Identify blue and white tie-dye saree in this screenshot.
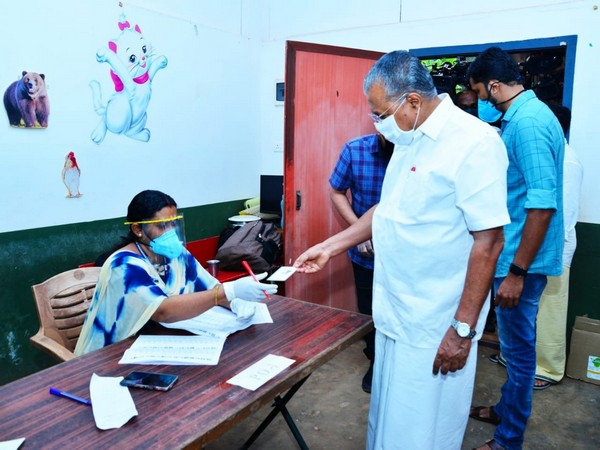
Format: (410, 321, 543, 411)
(74, 248, 217, 355)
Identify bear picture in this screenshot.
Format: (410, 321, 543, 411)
(3, 70, 50, 128)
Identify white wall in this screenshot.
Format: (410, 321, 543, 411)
(254, 0, 600, 224)
(0, 0, 261, 233)
(1, 0, 599, 234)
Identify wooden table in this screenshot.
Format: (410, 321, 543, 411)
(0, 295, 372, 449)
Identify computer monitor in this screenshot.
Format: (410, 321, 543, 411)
(260, 175, 283, 216)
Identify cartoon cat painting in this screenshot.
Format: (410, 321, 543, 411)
(90, 14, 167, 144)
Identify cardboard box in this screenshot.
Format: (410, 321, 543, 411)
(566, 316, 600, 386)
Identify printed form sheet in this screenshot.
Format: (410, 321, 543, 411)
(119, 304, 272, 365)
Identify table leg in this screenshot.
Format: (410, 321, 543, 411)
(240, 375, 310, 449)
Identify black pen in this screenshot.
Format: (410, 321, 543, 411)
(49, 387, 92, 406)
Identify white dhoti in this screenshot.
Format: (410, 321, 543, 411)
(367, 330, 478, 450)
(535, 266, 570, 382)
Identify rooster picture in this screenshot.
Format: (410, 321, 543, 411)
(62, 151, 81, 198)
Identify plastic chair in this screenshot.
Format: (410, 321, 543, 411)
(30, 267, 101, 361)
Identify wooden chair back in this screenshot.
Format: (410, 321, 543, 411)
(30, 267, 101, 361)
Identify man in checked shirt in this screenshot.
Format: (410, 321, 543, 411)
(329, 132, 394, 394)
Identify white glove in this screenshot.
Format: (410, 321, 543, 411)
(229, 298, 257, 321)
(222, 273, 278, 302)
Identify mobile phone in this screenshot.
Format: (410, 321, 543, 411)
(120, 371, 179, 391)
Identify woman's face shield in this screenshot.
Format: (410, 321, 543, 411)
(139, 215, 186, 248)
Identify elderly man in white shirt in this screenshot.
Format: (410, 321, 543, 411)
(294, 50, 510, 450)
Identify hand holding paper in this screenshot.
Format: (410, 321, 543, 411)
(267, 266, 297, 282)
(230, 298, 258, 321)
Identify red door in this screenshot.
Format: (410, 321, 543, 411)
(283, 41, 383, 310)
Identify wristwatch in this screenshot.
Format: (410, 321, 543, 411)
(509, 263, 528, 277)
(451, 318, 476, 339)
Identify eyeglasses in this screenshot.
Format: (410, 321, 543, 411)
(368, 94, 406, 123)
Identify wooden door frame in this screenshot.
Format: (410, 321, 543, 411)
(282, 41, 383, 307)
(283, 40, 384, 237)
(284, 41, 384, 195)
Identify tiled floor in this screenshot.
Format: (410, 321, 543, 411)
(207, 340, 599, 449)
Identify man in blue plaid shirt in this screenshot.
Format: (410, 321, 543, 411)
(329, 133, 393, 393)
(468, 47, 564, 450)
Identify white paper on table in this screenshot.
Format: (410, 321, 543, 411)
(247, 301, 273, 324)
(161, 303, 272, 338)
(0, 438, 25, 450)
(90, 373, 138, 430)
(226, 354, 295, 391)
(119, 335, 226, 365)
(267, 266, 297, 282)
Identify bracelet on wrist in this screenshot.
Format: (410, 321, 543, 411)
(214, 285, 220, 305)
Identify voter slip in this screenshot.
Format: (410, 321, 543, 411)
(267, 266, 297, 282)
(226, 354, 295, 391)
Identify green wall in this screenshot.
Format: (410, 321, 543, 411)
(567, 223, 600, 333)
(0, 200, 244, 385)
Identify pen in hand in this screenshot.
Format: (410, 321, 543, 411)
(49, 387, 92, 406)
(241, 260, 272, 300)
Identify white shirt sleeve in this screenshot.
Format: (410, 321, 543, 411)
(562, 142, 583, 267)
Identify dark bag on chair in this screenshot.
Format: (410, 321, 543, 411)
(215, 221, 282, 273)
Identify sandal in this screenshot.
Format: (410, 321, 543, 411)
(488, 353, 507, 368)
(533, 376, 555, 390)
(472, 438, 505, 450)
(469, 406, 501, 425)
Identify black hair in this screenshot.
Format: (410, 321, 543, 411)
(127, 190, 177, 223)
(95, 190, 177, 266)
(467, 47, 523, 86)
(547, 103, 571, 135)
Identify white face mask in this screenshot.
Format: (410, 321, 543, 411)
(374, 98, 421, 146)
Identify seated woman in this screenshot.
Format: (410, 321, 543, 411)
(75, 190, 277, 355)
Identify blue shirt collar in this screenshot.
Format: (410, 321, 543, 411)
(502, 89, 536, 123)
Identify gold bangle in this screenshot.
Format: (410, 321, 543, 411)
(214, 285, 220, 306)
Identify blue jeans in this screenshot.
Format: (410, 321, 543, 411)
(493, 274, 547, 450)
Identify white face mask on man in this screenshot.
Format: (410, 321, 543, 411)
(373, 96, 421, 146)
